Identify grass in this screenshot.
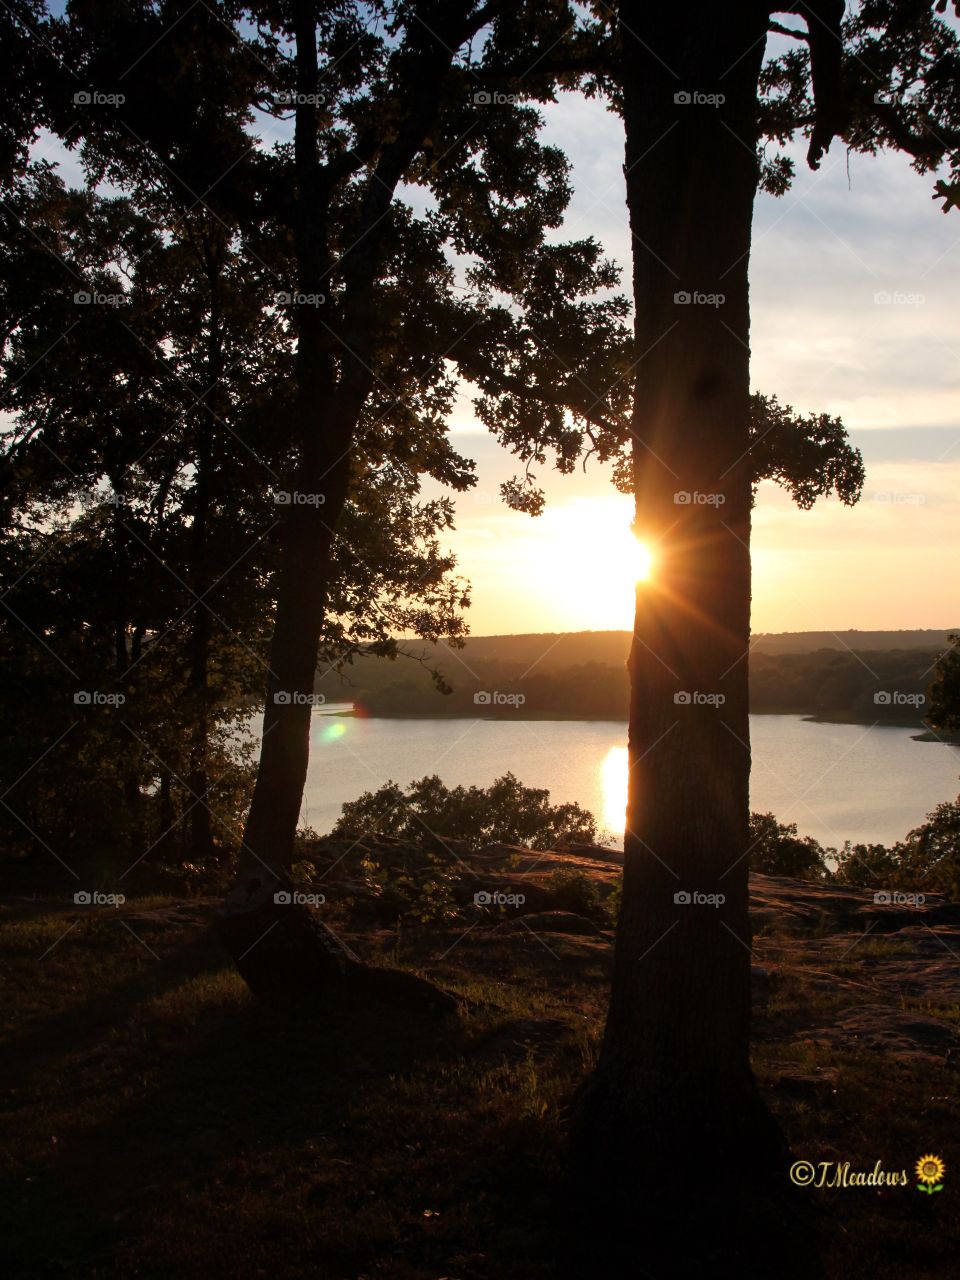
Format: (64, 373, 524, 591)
(842, 935, 917, 959)
(752, 964, 958, 1279)
(2, 893, 958, 1278)
(901, 998, 960, 1026)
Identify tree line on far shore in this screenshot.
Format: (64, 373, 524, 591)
(331, 641, 959, 727)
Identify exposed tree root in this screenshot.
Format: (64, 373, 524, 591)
(217, 864, 459, 1018)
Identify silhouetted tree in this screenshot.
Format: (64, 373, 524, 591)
(15, 2, 633, 1005)
(0, 163, 474, 879)
(0, 171, 277, 873)
(51, 1, 630, 867)
(562, 0, 960, 1271)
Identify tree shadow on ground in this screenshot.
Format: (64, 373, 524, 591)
(6, 918, 574, 1279)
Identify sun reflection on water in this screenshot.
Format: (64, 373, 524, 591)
(601, 745, 628, 836)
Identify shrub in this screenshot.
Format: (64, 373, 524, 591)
(749, 812, 829, 880)
(330, 772, 598, 851)
(547, 869, 604, 920)
(832, 797, 960, 898)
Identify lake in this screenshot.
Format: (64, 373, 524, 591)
(289, 712, 960, 848)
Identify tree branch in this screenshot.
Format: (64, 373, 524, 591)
(767, 20, 807, 41)
(781, 0, 847, 168)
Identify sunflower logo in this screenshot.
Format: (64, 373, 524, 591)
(915, 1154, 945, 1193)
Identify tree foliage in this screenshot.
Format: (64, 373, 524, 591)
(2, 1, 636, 875)
(749, 811, 829, 879)
(331, 771, 599, 851)
(927, 633, 960, 734)
(833, 796, 960, 898)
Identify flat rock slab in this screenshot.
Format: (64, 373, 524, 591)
(470, 1016, 572, 1064)
(750, 874, 960, 935)
(119, 903, 216, 930)
(804, 1004, 960, 1064)
(505, 852, 623, 884)
(767, 1063, 840, 1096)
(764, 924, 960, 1007)
(504, 911, 604, 936)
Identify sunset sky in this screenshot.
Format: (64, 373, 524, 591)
(438, 91, 960, 636)
(30, 76, 959, 639)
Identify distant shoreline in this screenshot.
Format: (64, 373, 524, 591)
(320, 706, 955, 737)
(309, 638, 951, 733)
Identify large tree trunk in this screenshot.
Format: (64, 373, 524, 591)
(567, 4, 796, 1273)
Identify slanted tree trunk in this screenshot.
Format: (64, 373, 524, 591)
(186, 403, 214, 864)
(567, 3, 793, 1269)
(186, 244, 225, 865)
(110, 476, 145, 854)
(223, 416, 457, 1017)
(220, 0, 458, 1017)
(224, 1, 367, 1000)
(239, 0, 454, 877)
(156, 770, 177, 862)
(237, 14, 359, 870)
(238, 399, 353, 873)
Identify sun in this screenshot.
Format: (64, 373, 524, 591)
(513, 496, 654, 628)
(631, 538, 654, 582)
(915, 1154, 945, 1185)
